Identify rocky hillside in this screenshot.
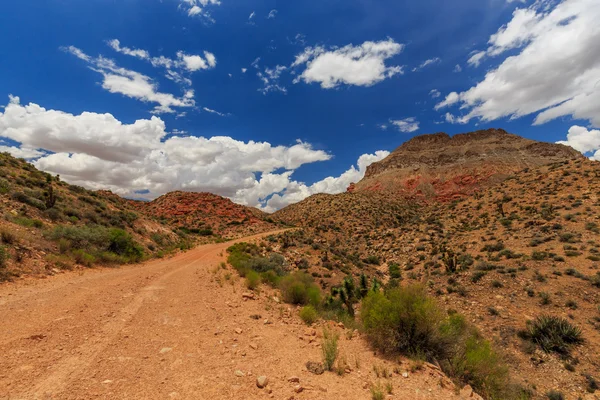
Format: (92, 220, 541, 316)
(352, 128, 583, 201)
(0, 154, 222, 281)
(134, 191, 280, 238)
(268, 156, 600, 399)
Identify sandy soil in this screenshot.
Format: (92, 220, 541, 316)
(0, 230, 465, 400)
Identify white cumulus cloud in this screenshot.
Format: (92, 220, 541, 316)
(390, 118, 419, 133)
(263, 150, 390, 212)
(437, 0, 600, 128)
(63, 46, 195, 114)
(179, 0, 221, 20)
(292, 39, 404, 89)
(557, 125, 600, 158)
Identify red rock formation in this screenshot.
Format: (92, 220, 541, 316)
(134, 191, 277, 237)
(354, 128, 582, 202)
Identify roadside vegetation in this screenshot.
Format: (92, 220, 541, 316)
(227, 241, 526, 399)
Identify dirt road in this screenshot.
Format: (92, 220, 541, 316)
(0, 231, 462, 400)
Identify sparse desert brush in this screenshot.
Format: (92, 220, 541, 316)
(361, 285, 511, 399)
(279, 272, 320, 306)
(299, 305, 318, 325)
(245, 270, 261, 290)
(0, 229, 16, 244)
(321, 327, 339, 371)
(519, 315, 583, 355)
(370, 383, 384, 400)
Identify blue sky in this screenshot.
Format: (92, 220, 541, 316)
(0, 0, 599, 210)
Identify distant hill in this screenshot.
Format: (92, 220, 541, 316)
(352, 128, 583, 201)
(133, 191, 280, 238)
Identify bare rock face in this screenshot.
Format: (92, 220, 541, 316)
(353, 128, 583, 201)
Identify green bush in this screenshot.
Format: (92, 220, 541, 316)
(546, 390, 564, 400)
(107, 228, 144, 260)
(48, 225, 143, 264)
(361, 285, 446, 359)
(299, 305, 318, 325)
(72, 249, 96, 267)
(245, 270, 261, 290)
(226, 242, 286, 276)
(388, 262, 401, 279)
(261, 270, 281, 287)
(520, 315, 583, 355)
(361, 285, 511, 399)
(0, 229, 16, 244)
(10, 191, 46, 210)
(0, 178, 10, 194)
(279, 272, 320, 305)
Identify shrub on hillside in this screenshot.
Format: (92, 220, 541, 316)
(361, 285, 511, 399)
(227, 242, 287, 279)
(11, 191, 46, 210)
(361, 285, 446, 358)
(245, 270, 261, 290)
(279, 272, 320, 306)
(519, 315, 583, 355)
(299, 305, 318, 325)
(47, 225, 144, 264)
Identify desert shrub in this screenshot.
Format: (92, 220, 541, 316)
(586, 375, 598, 393)
(107, 228, 143, 261)
(364, 255, 381, 265)
(0, 229, 16, 244)
(48, 225, 110, 248)
(226, 242, 286, 276)
(370, 384, 384, 400)
(261, 270, 281, 287)
(361, 285, 446, 358)
(10, 191, 46, 210)
(0, 245, 8, 268)
(361, 285, 511, 399)
(481, 242, 505, 252)
(546, 390, 564, 400)
(245, 270, 261, 290)
(71, 249, 96, 267)
(299, 305, 318, 325)
(43, 207, 62, 222)
(471, 271, 487, 283)
(279, 272, 320, 305)
(388, 262, 401, 279)
(591, 273, 600, 288)
(12, 216, 43, 228)
(0, 178, 10, 194)
(449, 334, 509, 398)
(48, 225, 143, 263)
(519, 315, 583, 355)
(559, 232, 577, 243)
(321, 328, 339, 371)
(539, 292, 551, 305)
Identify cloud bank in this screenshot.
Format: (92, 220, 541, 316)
(0, 96, 387, 211)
